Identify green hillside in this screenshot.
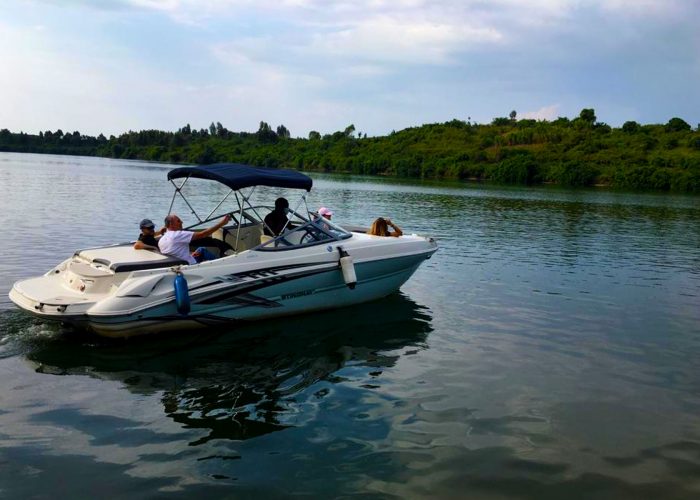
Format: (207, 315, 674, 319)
(2, 109, 699, 192)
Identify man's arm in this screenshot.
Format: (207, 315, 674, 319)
(192, 215, 231, 241)
(134, 240, 158, 250)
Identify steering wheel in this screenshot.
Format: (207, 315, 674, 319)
(275, 235, 292, 247)
(300, 230, 317, 245)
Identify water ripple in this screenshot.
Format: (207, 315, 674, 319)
(1, 154, 699, 497)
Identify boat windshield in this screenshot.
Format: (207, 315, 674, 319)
(164, 170, 351, 252)
(257, 216, 351, 251)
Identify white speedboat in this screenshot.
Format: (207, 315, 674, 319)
(9, 163, 437, 338)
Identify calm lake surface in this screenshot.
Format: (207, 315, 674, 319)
(1, 152, 699, 499)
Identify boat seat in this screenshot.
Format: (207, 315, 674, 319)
(109, 256, 189, 272)
(221, 223, 263, 252)
(76, 245, 189, 273)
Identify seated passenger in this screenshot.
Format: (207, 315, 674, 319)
(264, 197, 290, 236)
(159, 213, 231, 264)
(314, 206, 334, 231)
(367, 217, 403, 237)
(317, 206, 333, 221)
(133, 218, 165, 251)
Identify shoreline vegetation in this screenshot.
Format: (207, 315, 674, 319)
(2, 109, 699, 193)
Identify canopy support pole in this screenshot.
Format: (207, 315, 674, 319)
(280, 193, 307, 234)
(167, 176, 203, 226)
(205, 189, 235, 221)
(233, 187, 255, 252)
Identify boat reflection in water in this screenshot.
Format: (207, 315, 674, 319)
(24, 292, 433, 442)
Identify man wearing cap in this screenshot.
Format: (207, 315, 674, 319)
(133, 219, 165, 251)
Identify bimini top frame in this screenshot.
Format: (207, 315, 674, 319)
(168, 163, 313, 192)
(164, 163, 320, 248)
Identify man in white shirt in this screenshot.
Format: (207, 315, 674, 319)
(159, 213, 231, 265)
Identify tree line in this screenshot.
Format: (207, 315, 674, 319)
(1, 109, 699, 192)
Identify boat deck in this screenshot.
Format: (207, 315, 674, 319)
(76, 245, 188, 272)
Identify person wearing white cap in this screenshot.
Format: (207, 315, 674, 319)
(318, 207, 333, 220)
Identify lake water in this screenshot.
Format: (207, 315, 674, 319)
(1, 152, 699, 498)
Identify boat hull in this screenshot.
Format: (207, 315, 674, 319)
(10, 240, 436, 338)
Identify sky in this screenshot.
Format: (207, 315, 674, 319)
(0, 0, 698, 138)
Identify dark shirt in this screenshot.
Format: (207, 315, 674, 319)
(264, 210, 289, 236)
(138, 233, 159, 247)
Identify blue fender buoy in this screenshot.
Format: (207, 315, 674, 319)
(174, 271, 191, 315)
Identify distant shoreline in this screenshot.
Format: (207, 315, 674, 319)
(2, 110, 699, 193)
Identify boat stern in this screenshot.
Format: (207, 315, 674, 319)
(9, 274, 99, 323)
(8, 254, 118, 323)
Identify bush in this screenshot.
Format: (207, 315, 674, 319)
(197, 146, 217, 165)
(688, 135, 700, 150)
(641, 136, 658, 151)
(490, 155, 538, 184)
(664, 137, 679, 149)
(552, 161, 599, 186)
(649, 169, 671, 190)
(670, 170, 700, 192)
(479, 135, 495, 148)
(516, 119, 538, 128)
(500, 148, 532, 159)
(666, 117, 691, 132)
(491, 117, 512, 126)
(622, 121, 640, 133)
(611, 165, 681, 190)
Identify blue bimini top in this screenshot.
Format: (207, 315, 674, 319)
(167, 163, 313, 191)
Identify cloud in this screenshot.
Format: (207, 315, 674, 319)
(32, 0, 135, 11)
(4, 0, 699, 136)
(307, 16, 502, 66)
(520, 105, 560, 121)
(118, 0, 506, 62)
(127, 0, 181, 11)
(601, 0, 685, 16)
(0, 19, 191, 135)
